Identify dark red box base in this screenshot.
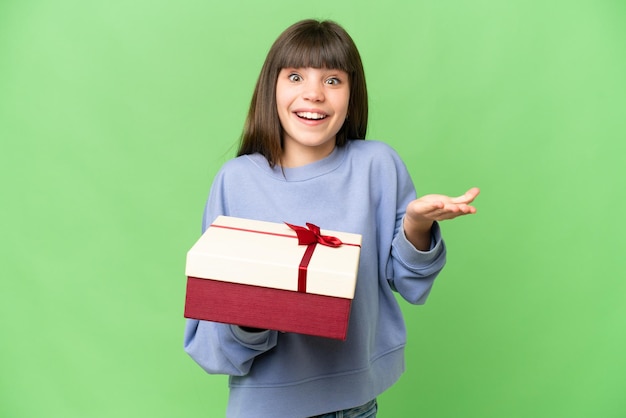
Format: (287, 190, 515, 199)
(184, 277, 352, 340)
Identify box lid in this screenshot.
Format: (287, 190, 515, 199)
(185, 216, 362, 299)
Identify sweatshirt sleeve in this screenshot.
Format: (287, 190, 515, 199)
(183, 165, 278, 376)
(389, 219, 446, 304)
(184, 320, 278, 376)
(383, 146, 447, 305)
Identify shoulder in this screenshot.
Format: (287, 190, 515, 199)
(345, 139, 407, 168)
(219, 154, 258, 171)
(215, 153, 272, 179)
(345, 140, 415, 194)
(347, 139, 397, 153)
(347, 139, 402, 158)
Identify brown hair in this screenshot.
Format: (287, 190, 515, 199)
(237, 19, 368, 167)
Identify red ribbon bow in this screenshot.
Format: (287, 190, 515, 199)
(285, 222, 343, 293)
(285, 222, 343, 248)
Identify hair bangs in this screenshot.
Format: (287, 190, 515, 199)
(276, 30, 354, 73)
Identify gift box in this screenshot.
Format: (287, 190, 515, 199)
(184, 216, 362, 340)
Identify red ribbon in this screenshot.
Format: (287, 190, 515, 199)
(284, 222, 343, 248)
(284, 222, 343, 293)
(210, 221, 357, 294)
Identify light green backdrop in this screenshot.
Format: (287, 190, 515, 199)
(2, 1, 625, 417)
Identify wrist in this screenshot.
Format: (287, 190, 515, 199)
(404, 216, 433, 234)
(403, 216, 433, 251)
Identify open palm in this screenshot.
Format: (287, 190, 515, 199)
(406, 187, 480, 224)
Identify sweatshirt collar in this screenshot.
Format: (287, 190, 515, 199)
(246, 142, 348, 182)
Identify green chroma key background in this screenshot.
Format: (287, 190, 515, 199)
(1, 0, 625, 416)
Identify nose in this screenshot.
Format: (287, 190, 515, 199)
(302, 81, 324, 102)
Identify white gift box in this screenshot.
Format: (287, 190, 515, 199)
(184, 216, 362, 340)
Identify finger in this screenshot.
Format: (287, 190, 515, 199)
(449, 203, 476, 214)
(450, 187, 480, 204)
(407, 204, 445, 221)
(431, 211, 466, 221)
(411, 200, 444, 213)
(438, 205, 477, 220)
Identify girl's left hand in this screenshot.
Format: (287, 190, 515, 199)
(403, 187, 480, 251)
(406, 187, 480, 225)
(404, 187, 480, 251)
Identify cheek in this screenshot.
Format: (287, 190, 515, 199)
(338, 91, 351, 117)
(275, 86, 294, 114)
(274, 95, 287, 123)
(275, 93, 292, 130)
(274, 88, 283, 110)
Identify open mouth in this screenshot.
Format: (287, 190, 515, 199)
(296, 111, 328, 121)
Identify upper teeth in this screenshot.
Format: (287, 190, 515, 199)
(297, 112, 326, 120)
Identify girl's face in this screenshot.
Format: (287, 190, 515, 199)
(276, 67, 350, 167)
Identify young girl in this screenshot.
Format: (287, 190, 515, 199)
(184, 19, 479, 418)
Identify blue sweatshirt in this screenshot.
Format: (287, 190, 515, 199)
(184, 139, 446, 417)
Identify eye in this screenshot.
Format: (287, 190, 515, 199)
(325, 77, 342, 85)
(288, 73, 303, 82)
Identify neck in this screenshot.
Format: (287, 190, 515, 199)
(280, 141, 336, 168)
